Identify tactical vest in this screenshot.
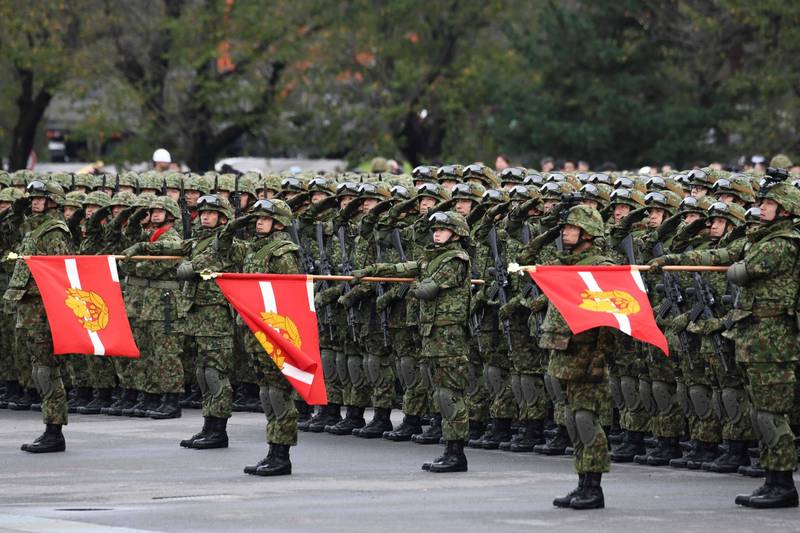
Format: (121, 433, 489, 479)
(732, 224, 800, 322)
(418, 246, 470, 336)
(184, 233, 228, 306)
(243, 233, 299, 274)
(5, 215, 69, 299)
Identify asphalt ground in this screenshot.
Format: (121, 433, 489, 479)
(0, 408, 797, 532)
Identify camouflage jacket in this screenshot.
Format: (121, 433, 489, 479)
(4, 212, 71, 300)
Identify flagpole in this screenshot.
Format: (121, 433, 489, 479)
(507, 263, 729, 273)
(5, 252, 184, 262)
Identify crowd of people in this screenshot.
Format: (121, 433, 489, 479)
(1, 149, 800, 510)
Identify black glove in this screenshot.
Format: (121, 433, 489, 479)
(68, 208, 85, 228)
(12, 197, 30, 215)
(90, 205, 112, 224)
(176, 261, 198, 282)
(226, 213, 257, 233)
(129, 207, 149, 225)
(620, 207, 648, 231)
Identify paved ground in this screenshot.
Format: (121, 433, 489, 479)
(0, 409, 797, 532)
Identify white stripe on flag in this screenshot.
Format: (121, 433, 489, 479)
(108, 256, 120, 283)
(259, 281, 277, 313)
(578, 271, 631, 335)
(282, 362, 314, 385)
(630, 267, 646, 293)
(64, 258, 106, 355)
(306, 279, 315, 312)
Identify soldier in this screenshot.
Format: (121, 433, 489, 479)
(122, 196, 185, 420)
(651, 174, 800, 508)
(355, 211, 473, 473)
(222, 199, 301, 477)
(4, 181, 72, 453)
(542, 205, 615, 510)
(0, 187, 25, 409)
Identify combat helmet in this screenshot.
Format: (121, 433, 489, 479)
(644, 190, 682, 215)
(523, 172, 545, 187)
(72, 172, 98, 191)
(539, 180, 576, 200)
(462, 163, 498, 188)
(481, 188, 510, 206)
(249, 198, 293, 226)
(564, 204, 605, 238)
(117, 171, 139, 192)
(578, 183, 612, 208)
(450, 182, 485, 204)
(678, 195, 713, 216)
(196, 194, 234, 220)
(308, 176, 336, 198)
(63, 191, 87, 208)
(0, 171, 10, 189)
(416, 182, 451, 203)
(83, 191, 111, 208)
(162, 171, 184, 192)
(759, 180, 800, 217)
(428, 210, 470, 237)
(686, 168, 716, 191)
(609, 188, 645, 209)
(711, 174, 755, 204)
(0, 187, 24, 203)
(498, 167, 527, 186)
(357, 182, 391, 201)
(26, 180, 66, 206)
(110, 191, 137, 207)
(149, 196, 182, 220)
(436, 164, 463, 184)
(411, 165, 438, 184)
(769, 154, 793, 169)
(706, 201, 746, 226)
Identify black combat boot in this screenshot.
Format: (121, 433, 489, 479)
(748, 471, 799, 509)
(254, 443, 292, 476)
(231, 384, 249, 412)
(553, 474, 585, 508)
(296, 399, 313, 431)
(738, 460, 766, 478)
(468, 420, 493, 448)
(510, 420, 546, 452)
(570, 472, 604, 509)
(325, 406, 365, 435)
(702, 440, 750, 473)
(78, 388, 114, 415)
(0, 380, 21, 409)
(355, 407, 394, 438)
(191, 416, 229, 449)
(686, 440, 721, 470)
(411, 413, 442, 444)
(67, 387, 91, 413)
(735, 471, 772, 507)
(429, 440, 468, 473)
(179, 384, 202, 409)
(467, 419, 485, 441)
(180, 417, 211, 448)
(244, 446, 274, 475)
(611, 430, 646, 463)
(480, 418, 513, 450)
(147, 393, 182, 419)
(644, 437, 682, 466)
(308, 404, 341, 432)
(608, 426, 624, 446)
(21, 424, 65, 453)
(131, 392, 159, 417)
(534, 425, 570, 455)
(104, 388, 138, 416)
(9, 388, 35, 410)
(29, 389, 42, 411)
(383, 415, 423, 442)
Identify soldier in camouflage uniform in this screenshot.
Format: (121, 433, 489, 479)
(4, 181, 72, 452)
(0, 187, 25, 409)
(122, 196, 185, 419)
(356, 210, 472, 472)
(652, 176, 800, 508)
(543, 205, 615, 510)
(224, 199, 301, 477)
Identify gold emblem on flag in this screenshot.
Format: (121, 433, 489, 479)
(64, 288, 110, 331)
(578, 290, 640, 315)
(255, 312, 301, 370)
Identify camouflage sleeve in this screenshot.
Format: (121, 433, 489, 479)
(39, 229, 71, 255)
(138, 239, 190, 256)
(677, 243, 743, 266)
(270, 250, 300, 275)
(428, 257, 467, 290)
(745, 237, 799, 280)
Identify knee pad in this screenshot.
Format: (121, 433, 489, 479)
(519, 374, 539, 406)
(676, 382, 691, 417)
(464, 362, 481, 395)
(574, 409, 599, 447)
(620, 376, 642, 411)
(347, 355, 366, 388)
(335, 351, 349, 384)
(483, 365, 506, 396)
(638, 379, 656, 414)
(544, 374, 565, 405)
(651, 380, 675, 414)
(268, 386, 291, 420)
(195, 367, 208, 395)
(420, 362, 433, 391)
(511, 374, 523, 405)
(564, 406, 577, 444)
(721, 387, 744, 424)
(688, 384, 713, 420)
(397, 356, 418, 390)
(33, 366, 52, 397)
(756, 410, 792, 448)
(321, 349, 337, 382)
(365, 354, 382, 386)
(608, 376, 624, 410)
(436, 387, 458, 422)
(259, 385, 273, 418)
(204, 368, 224, 398)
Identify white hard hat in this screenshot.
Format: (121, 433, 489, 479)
(638, 166, 651, 176)
(152, 148, 172, 163)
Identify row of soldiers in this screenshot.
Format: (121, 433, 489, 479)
(0, 155, 799, 508)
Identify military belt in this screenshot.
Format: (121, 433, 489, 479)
(125, 276, 180, 290)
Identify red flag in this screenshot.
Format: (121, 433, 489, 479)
(215, 273, 327, 405)
(25, 256, 139, 357)
(529, 265, 668, 355)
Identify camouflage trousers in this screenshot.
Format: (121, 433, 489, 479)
(394, 327, 428, 418)
(681, 352, 721, 444)
(509, 327, 547, 422)
(342, 332, 371, 408)
(318, 314, 342, 405)
(187, 335, 234, 419)
(709, 356, 754, 441)
(361, 325, 394, 409)
(250, 351, 298, 446)
(566, 380, 610, 473)
(65, 355, 90, 388)
(16, 296, 67, 425)
(643, 350, 684, 438)
(478, 328, 516, 420)
(134, 320, 184, 395)
(422, 325, 469, 441)
(233, 324, 258, 387)
(0, 310, 17, 381)
(465, 340, 490, 423)
(744, 361, 797, 472)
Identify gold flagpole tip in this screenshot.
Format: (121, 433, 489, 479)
(5, 252, 19, 261)
(199, 269, 220, 281)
